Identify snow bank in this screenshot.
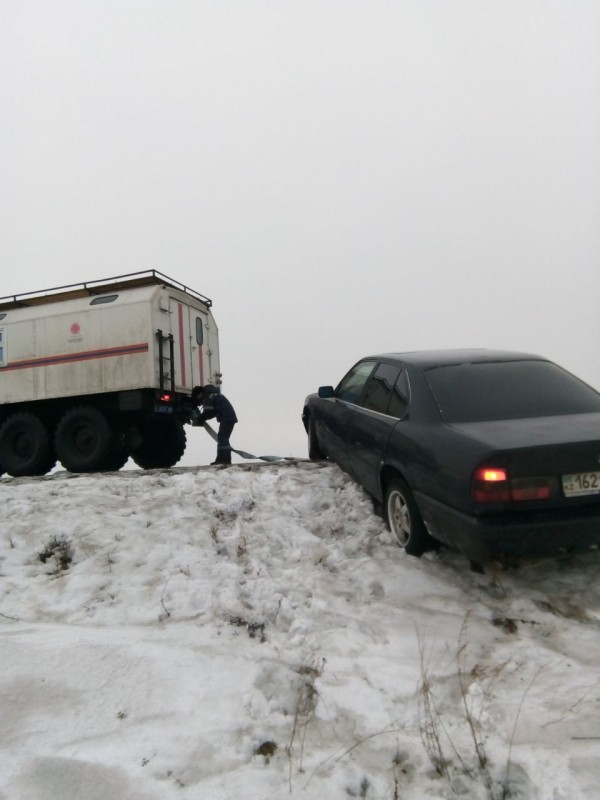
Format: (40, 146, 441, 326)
(1, 462, 600, 799)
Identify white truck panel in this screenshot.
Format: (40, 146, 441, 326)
(0, 278, 220, 405)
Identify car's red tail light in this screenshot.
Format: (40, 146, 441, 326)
(510, 477, 552, 501)
(472, 468, 552, 503)
(472, 468, 511, 502)
(479, 468, 508, 482)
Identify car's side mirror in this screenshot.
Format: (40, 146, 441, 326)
(318, 386, 335, 398)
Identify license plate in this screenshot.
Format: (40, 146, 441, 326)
(562, 472, 600, 497)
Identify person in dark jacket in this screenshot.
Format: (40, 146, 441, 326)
(192, 385, 238, 465)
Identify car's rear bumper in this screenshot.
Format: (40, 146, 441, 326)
(416, 493, 600, 563)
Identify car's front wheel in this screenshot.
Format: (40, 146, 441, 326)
(385, 478, 433, 556)
(307, 417, 325, 461)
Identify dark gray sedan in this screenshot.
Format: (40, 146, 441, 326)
(302, 350, 600, 564)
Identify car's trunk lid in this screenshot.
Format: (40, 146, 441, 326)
(449, 413, 600, 476)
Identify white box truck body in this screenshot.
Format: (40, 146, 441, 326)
(0, 271, 220, 476)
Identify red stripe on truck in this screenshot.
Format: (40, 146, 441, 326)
(177, 303, 186, 386)
(1, 342, 149, 371)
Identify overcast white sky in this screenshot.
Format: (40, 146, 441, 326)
(1, 1, 599, 464)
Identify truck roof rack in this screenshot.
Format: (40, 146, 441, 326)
(0, 270, 213, 310)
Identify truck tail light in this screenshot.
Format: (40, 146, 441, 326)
(471, 468, 552, 503)
(159, 392, 174, 403)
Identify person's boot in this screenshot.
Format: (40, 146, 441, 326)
(211, 456, 231, 466)
(212, 447, 232, 466)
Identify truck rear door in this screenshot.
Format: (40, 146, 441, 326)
(169, 297, 210, 391)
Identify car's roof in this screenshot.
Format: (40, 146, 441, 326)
(369, 349, 547, 369)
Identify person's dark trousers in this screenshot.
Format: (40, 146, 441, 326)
(215, 421, 235, 464)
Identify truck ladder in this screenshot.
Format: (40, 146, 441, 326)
(156, 330, 175, 393)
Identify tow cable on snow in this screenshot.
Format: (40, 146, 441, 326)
(201, 422, 293, 463)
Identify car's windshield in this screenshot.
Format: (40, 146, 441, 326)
(424, 360, 600, 422)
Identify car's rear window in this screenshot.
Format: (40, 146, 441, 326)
(424, 360, 600, 422)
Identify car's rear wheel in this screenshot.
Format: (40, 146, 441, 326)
(385, 477, 433, 556)
(307, 417, 325, 461)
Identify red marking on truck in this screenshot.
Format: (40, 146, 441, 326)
(70, 322, 81, 335)
(1, 343, 149, 371)
(177, 303, 186, 385)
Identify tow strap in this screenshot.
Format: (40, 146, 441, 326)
(202, 422, 291, 463)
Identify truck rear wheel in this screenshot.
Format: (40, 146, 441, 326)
(102, 446, 130, 471)
(131, 419, 186, 469)
(101, 432, 130, 471)
(56, 406, 123, 473)
(0, 413, 56, 477)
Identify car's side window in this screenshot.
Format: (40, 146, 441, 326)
(336, 360, 377, 404)
(361, 363, 401, 414)
(388, 369, 410, 419)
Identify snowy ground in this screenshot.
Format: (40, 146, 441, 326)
(1, 461, 600, 800)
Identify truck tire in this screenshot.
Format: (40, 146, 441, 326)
(101, 434, 130, 471)
(131, 419, 186, 469)
(56, 406, 122, 473)
(102, 442, 129, 472)
(0, 413, 56, 477)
